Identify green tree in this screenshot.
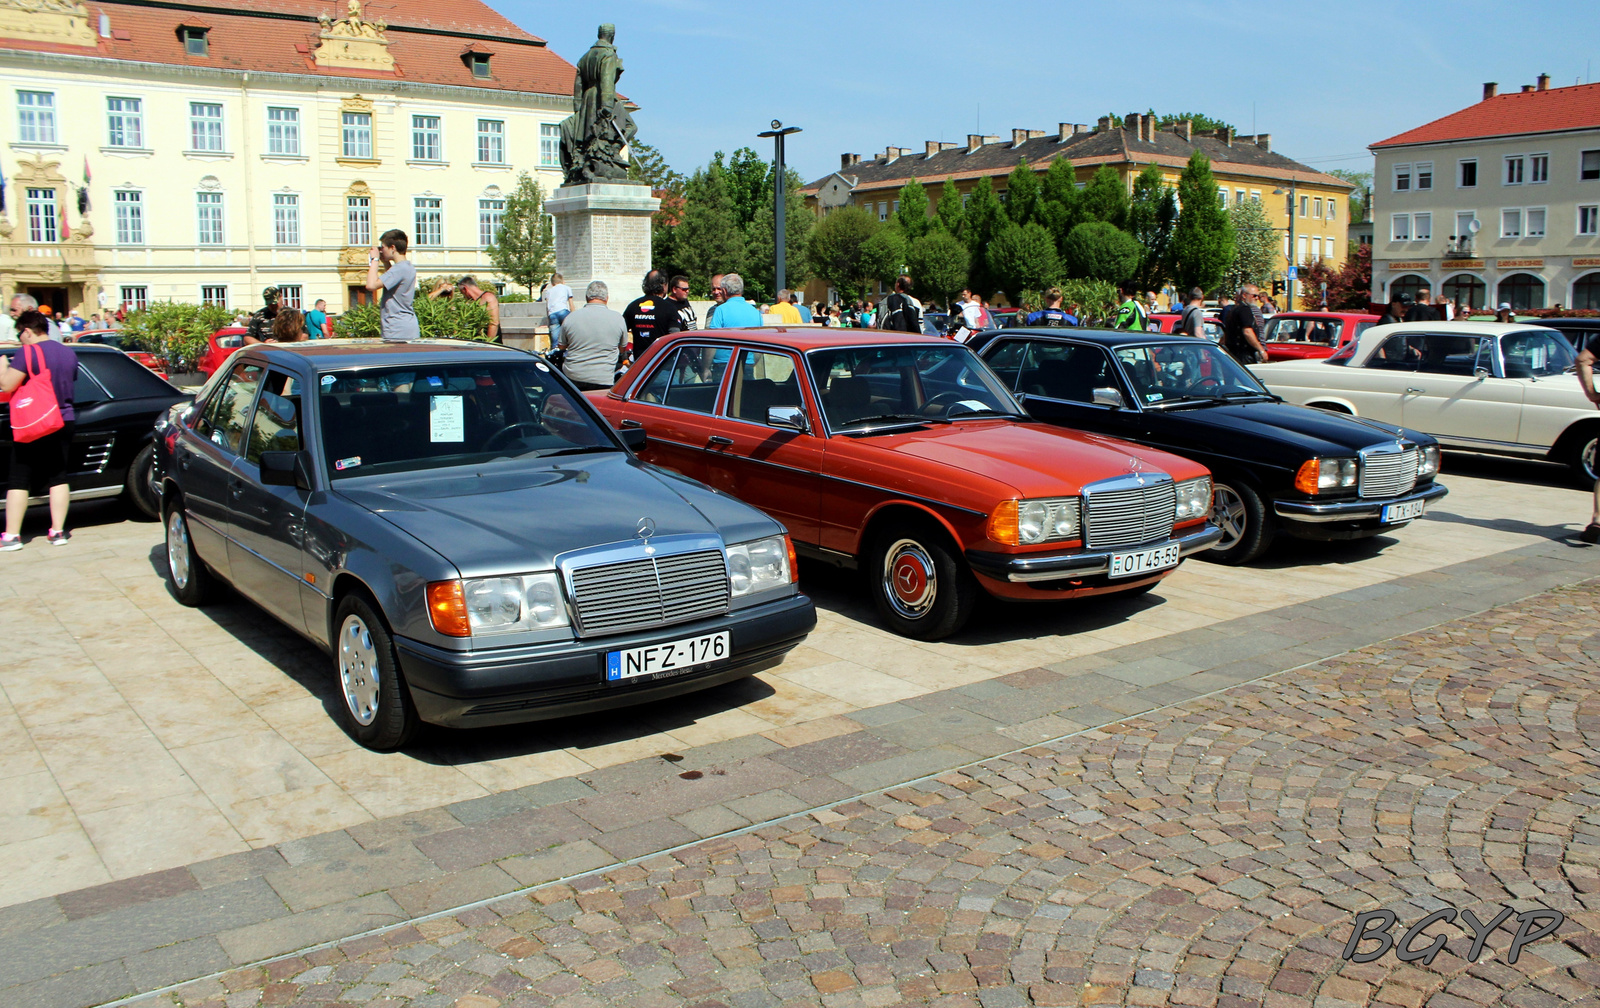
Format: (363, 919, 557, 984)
(1078, 165, 1129, 229)
(1324, 243, 1374, 310)
(335, 297, 492, 341)
(905, 230, 970, 306)
(934, 178, 966, 236)
(807, 206, 886, 304)
(743, 166, 814, 301)
(723, 147, 771, 230)
(860, 227, 907, 294)
(987, 223, 1061, 303)
(895, 179, 931, 239)
(628, 141, 686, 199)
(1171, 151, 1236, 294)
(961, 177, 1007, 295)
(1150, 111, 1235, 133)
(672, 160, 747, 295)
(1220, 196, 1278, 293)
(1061, 279, 1118, 325)
(1061, 222, 1142, 283)
(1126, 165, 1177, 288)
(1037, 156, 1081, 249)
(1004, 160, 1041, 227)
(1328, 168, 1372, 222)
(487, 172, 556, 296)
(123, 302, 234, 372)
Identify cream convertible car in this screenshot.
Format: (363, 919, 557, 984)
(1251, 321, 1600, 482)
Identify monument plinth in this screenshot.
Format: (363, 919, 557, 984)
(546, 181, 659, 306)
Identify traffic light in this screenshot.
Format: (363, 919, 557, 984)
(1272, 280, 1285, 295)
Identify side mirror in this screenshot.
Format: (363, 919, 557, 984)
(1092, 387, 1126, 409)
(618, 426, 647, 451)
(767, 405, 809, 433)
(260, 450, 311, 490)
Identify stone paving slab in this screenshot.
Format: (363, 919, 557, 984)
(5, 527, 1600, 1005)
(111, 576, 1600, 1008)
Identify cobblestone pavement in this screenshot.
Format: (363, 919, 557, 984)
(125, 579, 1600, 1008)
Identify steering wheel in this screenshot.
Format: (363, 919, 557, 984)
(483, 421, 546, 452)
(1191, 376, 1223, 392)
(921, 392, 965, 416)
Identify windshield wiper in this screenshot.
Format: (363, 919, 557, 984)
(535, 445, 618, 457)
(840, 413, 951, 429)
(948, 407, 1024, 419)
(1219, 390, 1274, 400)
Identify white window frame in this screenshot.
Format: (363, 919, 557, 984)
(476, 119, 505, 164)
(277, 285, 303, 310)
(347, 196, 371, 247)
(1504, 155, 1525, 186)
(1393, 163, 1411, 192)
(114, 189, 144, 245)
(411, 114, 442, 161)
(1415, 161, 1433, 191)
(1582, 150, 1600, 182)
(25, 187, 57, 243)
(1501, 208, 1523, 238)
(121, 286, 148, 311)
(413, 196, 443, 246)
(189, 102, 224, 152)
(341, 112, 373, 160)
(1413, 212, 1432, 242)
(106, 96, 143, 149)
(266, 106, 300, 156)
(1455, 210, 1476, 242)
(17, 90, 56, 145)
(1300, 195, 1309, 217)
(1325, 237, 1336, 261)
(1525, 206, 1546, 238)
(201, 285, 228, 307)
(1529, 153, 1549, 185)
(1391, 213, 1411, 242)
(1326, 198, 1336, 223)
(272, 192, 300, 246)
(478, 197, 504, 247)
(195, 191, 224, 245)
(1249, 190, 1261, 203)
(1458, 159, 1478, 188)
(1312, 197, 1323, 219)
(539, 123, 559, 167)
(1216, 186, 1227, 206)
(1580, 205, 1600, 236)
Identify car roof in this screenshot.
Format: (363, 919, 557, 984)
(976, 327, 1202, 347)
(241, 338, 532, 372)
(1343, 320, 1567, 359)
(0, 340, 122, 354)
(659, 327, 952, 352)
(1268, 311, 1380, 320)
(1528, 317, 1600, 328)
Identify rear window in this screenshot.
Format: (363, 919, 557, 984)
(77, 350, 177, 398)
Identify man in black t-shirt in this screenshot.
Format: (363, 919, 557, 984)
(1404, 286, 1440, 323)
(622, 270, 668, 360)
(654, 274, 697, 348)
(1222, 286, 1265, 363)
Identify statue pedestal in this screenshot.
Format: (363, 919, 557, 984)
(546, 182, 660, 308)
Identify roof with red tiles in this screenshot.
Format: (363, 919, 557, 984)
(2, 0, 576, 95)
(1371, 82, 1600, 149)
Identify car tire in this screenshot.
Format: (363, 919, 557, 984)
(123, 443, 160, 520)
(1205, 480, 1273, 565)
(164, 500, 217, 606)
(1570, 430, 1599, 486)
(868, 523, 978, 640)
(333, 593, 418, 751)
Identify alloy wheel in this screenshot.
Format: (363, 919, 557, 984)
(338, 614, 382, 727)
(166, 510, 191, 589)
(1211, 484, 1248, 552)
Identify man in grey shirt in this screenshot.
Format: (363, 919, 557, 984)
(365, 228, 419, 342)
(555, 281, 628, 390)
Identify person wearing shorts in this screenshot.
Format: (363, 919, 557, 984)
(1, 310, 77, 549)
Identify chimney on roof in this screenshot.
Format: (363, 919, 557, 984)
(925, 140, 953, 156)
(882, 146, 909, 161)
(967, 134, 984, 152)
(1219, 127, 1234, 146)
(1012, 129, 1030, 147)
(1537, 73, 1550, 91)
(1143, 116, 1155, 142)
(1125, 113, 1140, 139)
(1521, 84, 1535, 93)
(1096, 116, 1111, 133)
(1057, 123, 1073, 140)
(841, 153, 860, 169)
(1254, 133, 1271, 153)
(1483, 81, 1498, 100)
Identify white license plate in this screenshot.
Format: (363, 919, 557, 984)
(1382, 499, 1427, 523)
(1108, 543, 1181, 578)
(607, 631, 730, 682)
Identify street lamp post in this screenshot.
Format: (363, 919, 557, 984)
(1274, 183, 1298, 311)
(757, 120, 802, 294)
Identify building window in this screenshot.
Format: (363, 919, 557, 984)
(17, 90, 56, 144)
(1530, 154, 1548, 184)
(278, 285, 302, 309)
(189, 102, 223, 151)
(1393, 163, 1411, 191)
(1459, 159, 1478, 188)
(1216, 186, 1227, 206)
(26, 187, 57, 243)
(347, 196, 370, 247)
(1501, 208, 1522, 238)
(1526, 207, 1546, 237)
(1413, 212, 1432, 241)
(114, 190, 144, 244)
(1250, 190, 1261, 203)
(106, 97, 143, 148)
(1391, 214, 1411, 242)
(121, 286, 148, 311)
(1583, 151, 1600, 181)
(1415, 162, 1433, 190)
(341, 112, 372, 159)
(414, 197, 442, 246)
(1576, 273, 1600, 310)
(1325, 237, 1336, 260)
(1326, 199, 1336, 223)
(477, 119, 505, 164)
(201, 285, 228, 307)
(1296, 235, 1307, 263)
(1455, 211, 1476, 243)
(539, 123, 559, 167)
(266, 107, 300, 155)
(877, 202, 887, 221)
(1299, 195, 1309, 217)
(411, 115, 441, 161)
(479, 198, 505, 247)
(1580, 205, 1599, 236)
(1310, 237, 1321, 259)
(468, 53, 491, 79)
(196, 191, 223, 245)
(893, 199, 902, 214)
(1505, 156, 1525, 185)
(273, 193, 300, 245)
(1498, 272, 1545, 310)
(1312, 197, 1323, 218)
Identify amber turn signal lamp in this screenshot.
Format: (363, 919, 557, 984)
(1293, 459, 1320, 495)
(987, 500, 1021, 546)
(785, 535, 799, 583)
(425, 580, 471, 637)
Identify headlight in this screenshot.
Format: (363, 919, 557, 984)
(1174, 477, 1212, 520)
(1417, 445, 1441, 478)
(726, 535, 794, 597)
(1294, 457, 1357, 494)
(425, 572, 570, 637)
(987, 497, 1080, 545)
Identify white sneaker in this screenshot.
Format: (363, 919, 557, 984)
(0, 534, 20, 552)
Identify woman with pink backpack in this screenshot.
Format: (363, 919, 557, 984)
(0, 310, 76, 549)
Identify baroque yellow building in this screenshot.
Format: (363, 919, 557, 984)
(0, 0, 576, 317)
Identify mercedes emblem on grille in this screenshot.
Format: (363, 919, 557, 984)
(635, 517, 656, 543)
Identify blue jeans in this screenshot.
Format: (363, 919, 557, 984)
(548, 309, 569, 347)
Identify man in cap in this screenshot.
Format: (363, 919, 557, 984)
(244, 287, 280, 344)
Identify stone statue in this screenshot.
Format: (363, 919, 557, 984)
(558, 24, 637, 187)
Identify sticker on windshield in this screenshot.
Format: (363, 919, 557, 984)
(955, 400, 988, 412)
(320, 375, 335, 388)
(430, 395, 465, 442)
(426, 375, 444, 387)
(1146, 393, 1162, 402)
(335, 456, 361, 470)
(535, 362, 550, 372)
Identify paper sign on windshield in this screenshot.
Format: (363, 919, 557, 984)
(430, 396, 465, 442)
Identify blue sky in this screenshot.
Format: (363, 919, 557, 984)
(503, 0, 1598, 186)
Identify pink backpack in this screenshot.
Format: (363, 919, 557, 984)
(11, 343, 64, 443)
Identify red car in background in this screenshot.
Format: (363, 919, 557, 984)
(1148, 312, 1224, 342)
(1259, 312, 1381, 362)
(66, 330, 170, 381)
(197, 326, 247, 377)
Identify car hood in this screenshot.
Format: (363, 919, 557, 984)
(864, 419, 1207, 495)
(1157, 399, 1428, 454)
(336, 453, 776, 578)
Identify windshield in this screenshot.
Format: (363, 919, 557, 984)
(1502, 329, 1575, 378)
(319, 361, 612, 478)
(1113, 342, 1272, 405)
(1263, 317, 1341, 346)
(807, 344, 1023, 429)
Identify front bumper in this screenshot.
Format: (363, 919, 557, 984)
(396, 592, 816, 728)
(1274, 481, 1447, 539)
(964, 522, 1223, 585)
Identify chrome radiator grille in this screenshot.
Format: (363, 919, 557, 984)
(1084, 480, 1176, 549)
(568, 549, 729, 637)
(1359, 447, 1418, 498)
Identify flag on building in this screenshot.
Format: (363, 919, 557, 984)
(60, 203, 70, 240)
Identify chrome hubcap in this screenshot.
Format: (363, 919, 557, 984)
(1211, 485, 1248, 551)
(882, 539, 937, 619)
(1584, 439, 1598, 481)
(166, 511, 191, 589)
(338, 614, 381, 727)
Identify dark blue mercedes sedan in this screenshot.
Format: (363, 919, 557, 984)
(154, 339, 815, 749)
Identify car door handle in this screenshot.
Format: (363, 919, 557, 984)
(1404, 387, 1424, 394)
(707, 435, 734, 448)
(619, 419, 643, 429)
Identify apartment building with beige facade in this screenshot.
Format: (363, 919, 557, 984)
(1370, 76, 1600, 310)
